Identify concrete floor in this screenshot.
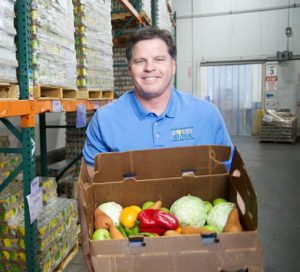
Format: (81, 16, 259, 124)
(65, 135, 300, 272)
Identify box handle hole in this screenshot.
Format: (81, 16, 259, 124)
(201, 232, 219, 244)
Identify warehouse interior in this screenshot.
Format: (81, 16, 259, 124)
(0, 0, 299, 271)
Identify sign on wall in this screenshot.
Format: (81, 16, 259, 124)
(264, 62, 279, 109)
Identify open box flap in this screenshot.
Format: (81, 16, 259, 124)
(93, 145, 231, 183)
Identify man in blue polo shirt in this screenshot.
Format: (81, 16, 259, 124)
(83, 26, 233, 177)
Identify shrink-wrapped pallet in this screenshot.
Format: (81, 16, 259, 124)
(0, 0, 18, 83)
(156, 0, 172, 32)
(260, 109, 298, 143)
(0, 179, 78, 272)
(113, 47, 133, 97)
(31, 0, 77, 88)
(74, 0, 114, 91)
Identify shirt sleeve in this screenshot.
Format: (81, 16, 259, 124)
(82, 111, 109, 167)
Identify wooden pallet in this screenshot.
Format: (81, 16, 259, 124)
(78, 90, 114, 100)
(0, 83, 19, 100)
(62, 89, 78, 100)
(111, 12, 132, 21)
(33, 85, 78, 100)
(54, 242, 79, 272)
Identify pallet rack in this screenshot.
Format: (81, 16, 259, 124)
(0, 1, 111, 271)
(0, 0, 175, 271)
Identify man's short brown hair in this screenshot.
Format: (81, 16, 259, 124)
(126, 26, 176, 62)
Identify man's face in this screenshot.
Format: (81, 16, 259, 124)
(128, 38, 176, 99)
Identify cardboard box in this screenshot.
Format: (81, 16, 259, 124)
(79, 145, 264, 272)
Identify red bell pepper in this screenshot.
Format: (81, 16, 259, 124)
(138, 209, 179, 235)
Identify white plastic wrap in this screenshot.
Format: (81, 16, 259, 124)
(0, 0, 18, 83)
(74, 0, 114, 90)
(157, 0, 172, 32)
(31, 0, 77, 88)
(141, 0, 152, 20)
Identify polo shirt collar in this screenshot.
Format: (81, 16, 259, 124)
(131, 89, 177, 120)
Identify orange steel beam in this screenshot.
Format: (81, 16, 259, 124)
(0, 99, 111, 127)
(0, 100, 31, 118)
(117, 0, 144, 25)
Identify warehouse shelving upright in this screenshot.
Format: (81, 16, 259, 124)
(0, 0, 110, 271)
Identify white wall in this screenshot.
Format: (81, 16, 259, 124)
(174, 0, 300, 93)
(173, 0, 300, 131)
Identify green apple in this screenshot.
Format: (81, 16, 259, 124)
(203, 224, 222, 233)
(92, 229, 111, 240)
(142, 201, 154, 210)
(203, 201, 213, 213)
(212, 197, 227, 206)
(160, 207, 170, 212)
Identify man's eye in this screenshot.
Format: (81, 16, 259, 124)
(134, 60, 145, 64)
(155, 58, 165, 62)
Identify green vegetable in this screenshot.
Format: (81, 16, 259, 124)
(124, 224, 139, 236)
(98, 202, 122, 226)
(207, 202, 235, 231)
(212, 197, 227, 206)
(140, 232, 157, 237)
(92, 229, 111, 240)
(117, 225, 128, 237)
(170, 195, 207, 227)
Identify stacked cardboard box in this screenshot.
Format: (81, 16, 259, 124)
(260, 109, 298, 143)
(113, 47, 133, 97)
(0, 178, 78, 272)
(31, 0, 77, 89)
(79, 146, 264, 271)
(73, 0, 114, 91)
(0, 0, 18, 83)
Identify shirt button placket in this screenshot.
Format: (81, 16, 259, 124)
(153, 121, 161, 146)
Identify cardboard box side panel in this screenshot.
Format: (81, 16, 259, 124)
(93, 145, 231, 183)
(229, 147, 258, 229)
(90, 233, 263, 271)
(229, 169, 258, 230)
(90, 174, 229, 211)
(230, 146, 244, 174)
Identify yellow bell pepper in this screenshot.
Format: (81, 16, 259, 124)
(120, 206, 139, 229)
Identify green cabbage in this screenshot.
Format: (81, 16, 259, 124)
(207, 202, 235, 231)
(170, 195, 207, 227)
(98, 202, 123, 226)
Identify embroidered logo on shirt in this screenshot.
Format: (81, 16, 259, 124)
(171, 127, 194, 141)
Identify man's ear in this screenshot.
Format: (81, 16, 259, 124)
(172, 59, 176, 75)
(127, 64, 132, 78)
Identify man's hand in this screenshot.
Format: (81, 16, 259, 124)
(86, 164, 95, 179)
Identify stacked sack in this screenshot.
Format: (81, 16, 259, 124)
(0, 0, 18, 83)
(73, 0, 114, 91)
(31, 0, 77, 88)
(0, 178, 78, 272)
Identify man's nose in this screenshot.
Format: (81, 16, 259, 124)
(144, 60, 155, 71)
